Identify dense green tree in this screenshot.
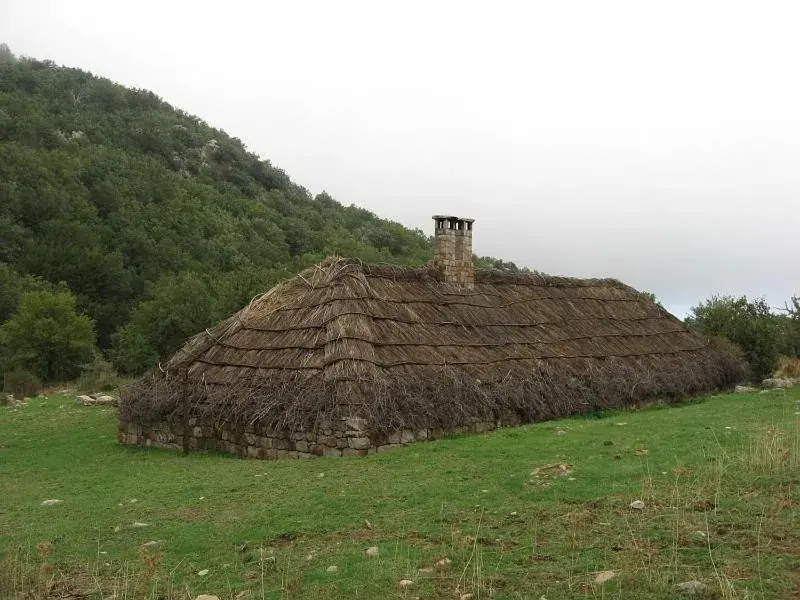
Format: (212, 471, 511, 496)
(686, 295, 781, 382)
(0, 264, 58, 322)
(777, 296, 800, 358)
(0, 289, 96, 381)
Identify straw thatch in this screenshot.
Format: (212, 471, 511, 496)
(121, 257, 743, 440)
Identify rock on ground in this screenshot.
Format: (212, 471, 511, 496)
(675, 580, 708, 595)
(734, 385, 757, 394)
(762, 377, 794, 389)
(594, 570, 616, 584)
(78, 394, 117, 406)
(397, 579, 414, 589)
(629, 500, 645, 510)
(365, 546, 379, 557)
(326, 565, 338, 573)
(194, 596, 220, 600)
(41, 499, 63, 506)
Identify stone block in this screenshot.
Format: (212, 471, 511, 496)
(323, 447, 342, 457)
(377, 444, 399, 453)
(416, 429, 428, 440)
(246, 445, 260, 458)
(193, 426, 202, 437)
(272, 438, 289, 450)
(400, 430, 415, 444)
(297, 452, 314, 459)
(387, 432, 401, 444)
(348, 437, 371, 450)
(295, 440, 309, 453)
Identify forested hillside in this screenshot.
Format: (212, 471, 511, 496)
(0, 47, 443, 378)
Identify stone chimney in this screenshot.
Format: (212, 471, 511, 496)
(432, 215, 474, 287)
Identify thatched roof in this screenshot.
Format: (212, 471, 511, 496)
(121, 257, 743, 434)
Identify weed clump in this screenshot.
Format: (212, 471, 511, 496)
(3, 370, 41, 400)
(77, 353, 124, 393)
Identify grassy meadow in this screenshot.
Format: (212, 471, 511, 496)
(1, 390, 798, 600)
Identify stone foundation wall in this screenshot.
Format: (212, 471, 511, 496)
(118, 414, 520, 459)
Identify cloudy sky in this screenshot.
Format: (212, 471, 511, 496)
(2, 0, 798, 316)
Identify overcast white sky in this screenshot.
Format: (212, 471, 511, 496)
(2, 0, 798, 316)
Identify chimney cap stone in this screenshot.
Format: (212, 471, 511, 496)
(432, 215, 474, 222)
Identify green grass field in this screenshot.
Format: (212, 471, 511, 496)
(1, 390, 798, 600)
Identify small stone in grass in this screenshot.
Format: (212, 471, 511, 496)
(194, 596, 219, 600)
(629, 500, 645, 510)
(435, 557, 452, 570)
(460, 594, 474, 600)
(141, 540, 162, 547)
(594, 570, 617, 584)
(397, 579, 414, 589)
(675, 580, 708, 595)
(418, 566, 434, 573)
(132, 522, 149, 528)
(326, 565, 338, 573)
(41, 499, 62, 506)
(365, 546, 379, 557)
(197, 569, 209, 576)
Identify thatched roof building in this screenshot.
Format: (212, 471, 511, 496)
(119, 216, 742, 458)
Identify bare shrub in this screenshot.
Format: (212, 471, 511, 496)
(3, 370, 41, 400)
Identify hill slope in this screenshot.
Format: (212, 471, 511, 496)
(0, 49, 441, 374)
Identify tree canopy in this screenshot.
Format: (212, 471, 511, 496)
(0, 289, 96, 382)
